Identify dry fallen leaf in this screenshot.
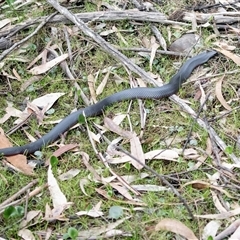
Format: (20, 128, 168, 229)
(110, 182, 134, 200)
(76, 201, 104, 217)
(215, 76, 232, 111)
(104, 117, 145, 169)
(19, 210, 42, 229)
(182, 180, 210, 190)
(0, 101, 29, 124)
(47, 164, 70, 220)
(96, 70, 111, 95)
(77, 217, 131, 239)
(18, 229, 35, 240)
(88, 74, 97, 103)
(131, 184, 169, 192)
(79, 178, 90, 196)
(29, 53, 69, 75)
(13, 93, 65, 125)
(214, 48, 240, 66)
(202, 220, 220, 240)
(0, 128, 34, 176)
(149, 36, 160, 71)
(154, 218, 198, 240)
(58, 168, 80, 181)
(195, 207, 240, 219)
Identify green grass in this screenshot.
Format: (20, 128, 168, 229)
(0, 0, 240, 239)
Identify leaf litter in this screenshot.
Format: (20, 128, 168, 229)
(0, 0, 240, 239)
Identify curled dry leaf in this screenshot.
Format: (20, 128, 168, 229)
(79, 178, 90, 196)
(154, 218, 198, 240)
(182, 180, 210, 190)
(215, 76, 232, 111)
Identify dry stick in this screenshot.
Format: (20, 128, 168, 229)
(0, 11, 187, 38)
(0, 179, 38, 208)
(182, 92, 211, 153)
(114, 144, 194, 219)
(171, 94, 240, 164)
(215, 219, 240, 240)
(47, 0, 157, 86)
(0, 184, 47, 213)
(0, 12, 57, 62)
(46, 47, 90, 106)
(117, 47, 191, 57)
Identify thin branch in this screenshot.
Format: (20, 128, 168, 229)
(47, 0, 158, 85)
(0, 10, 187, 38)
(0, 12, 57, 62)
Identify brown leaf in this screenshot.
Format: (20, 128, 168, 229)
(0, 128, 34, 176)
(104, 117, 132, 138)
(182, 180, 210, 190)
(215, 76, 232, 111)
(155, 218, 198, 240)
(104, 117, 145, 169)
(130, 134, 145, 170)
(110, 182, 133, 200)
(149, 36, 159, 71)
(215, 48, 240, 66)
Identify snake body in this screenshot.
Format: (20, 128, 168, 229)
(0, 50, 217, 156)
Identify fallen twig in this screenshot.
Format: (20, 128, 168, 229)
(0, 10, 188, 38)
(47, 0, 158, 85)
(0, 183, 47, 213)
(0, 12, 57, 62)
(117, 47, 191, 57)
(0, 179, 38, 209)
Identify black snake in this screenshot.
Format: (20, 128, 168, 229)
(0, 50, 217, 156)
